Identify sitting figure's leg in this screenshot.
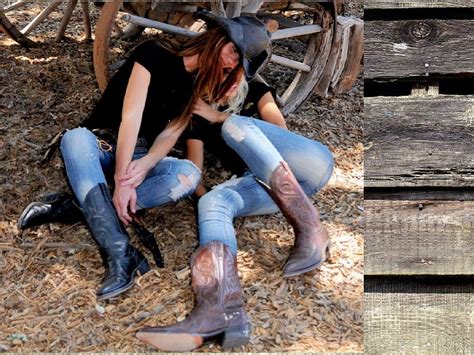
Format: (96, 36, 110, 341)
(136, 177, 266, 351)
(221, 115, 334, 276)
(59, 127, 150, 300)
(134, 157, 201, 209)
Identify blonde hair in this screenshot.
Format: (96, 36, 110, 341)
(212, 75, 248, 115)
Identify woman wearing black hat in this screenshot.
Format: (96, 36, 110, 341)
(17, 13, 270, 302)
(135, 15, 333, 352)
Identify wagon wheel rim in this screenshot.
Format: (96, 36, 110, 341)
(0, 0, 92, 47)
(256, 2, 337, 115)
(94, 0, 164, 92)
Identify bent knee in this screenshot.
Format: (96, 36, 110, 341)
(60, 127, 96, 152)
(198, 187, 243, 216)
(291, 143, 334, 195)
(168, 160, 201, 201)
(221, 115, 250, 144)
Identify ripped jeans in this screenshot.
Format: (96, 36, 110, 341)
(198, 115, 334, 254)
(60, 127, 200, 208)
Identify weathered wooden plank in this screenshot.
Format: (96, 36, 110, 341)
(365, 188, 474, 201)
(365, 19, 474, 78)
(365, 0, 474, 9)
(365, 96, 474, 188)
(365, 278, 473, 354)
(365, 200, 474, 275)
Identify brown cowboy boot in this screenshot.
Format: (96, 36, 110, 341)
(265, 161, 330, 277)
(136, 241, 250, 351)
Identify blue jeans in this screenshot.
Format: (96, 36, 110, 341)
(60, 127, 200, 208)
(198, 115, 334, 254)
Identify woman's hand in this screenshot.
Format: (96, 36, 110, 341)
(113, 184, 137, 225)
(193, 98, 230, 123)
(118, 155, 154, 188)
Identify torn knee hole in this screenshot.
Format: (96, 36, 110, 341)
(168, 173, 199, 201)
(223, 121, 246, 142)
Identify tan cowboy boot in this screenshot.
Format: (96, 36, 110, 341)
(266, 161, 330, 277)
(136, 241, 250, 351)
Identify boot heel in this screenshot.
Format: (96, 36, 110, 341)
(221, 323, 251, 349)
(136, 260, 151, 275)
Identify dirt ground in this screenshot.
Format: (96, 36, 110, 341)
(0, 3, 363, 353)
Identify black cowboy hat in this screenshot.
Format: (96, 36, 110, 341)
(196, 10, 272, 79)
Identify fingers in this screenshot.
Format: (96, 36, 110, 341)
(126, 160, 137, 174)
(120, 174, 143, 187)
(113, 192, 133, 225)
(130, 190, 137, 214)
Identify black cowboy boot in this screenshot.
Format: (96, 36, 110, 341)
(136, 241, 250, 351)
(17, 191, 83, 230)
(263, 161, 330, 277)
(82, 184, 150, 300)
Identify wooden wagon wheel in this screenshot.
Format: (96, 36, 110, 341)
(93, 1, 353, 115)
(0, 0, 91, 46)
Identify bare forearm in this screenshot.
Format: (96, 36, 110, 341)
(258, 92, 288, 130)
(186, 139, 206, 196)
(115, 118, 140, 179)
(146, 128, 183, 166)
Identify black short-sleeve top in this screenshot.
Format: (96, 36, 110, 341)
(184, 81, 275, 175)
(83, 40, 194, 146)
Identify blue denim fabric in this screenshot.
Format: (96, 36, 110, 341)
(198, 115, 334, 254)
(60, 127, 200, 208)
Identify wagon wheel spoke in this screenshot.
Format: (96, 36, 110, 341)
(1, 0, 92, 46)
(55, 0, 78, 41)
(21, 1, 62, 36)
(79, 0, 91, 40)
(2, 0, 29, 12)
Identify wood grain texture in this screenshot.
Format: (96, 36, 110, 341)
(365, 19, 474, 78)
(365, 0, 474, 9)
(365, 200, 474, 275)
(365, 279, 473, 354)
(365, 96, 474, 188)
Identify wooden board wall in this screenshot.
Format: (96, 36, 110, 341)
(365, 19, 474, 79)
(364, 2, 473, 353)
(365, 200, 474, 275)
(365, 95, 474, 188)
(365, 279, 473, 354)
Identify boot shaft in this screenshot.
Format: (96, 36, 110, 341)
(82, 184, 130, 257)
(190, 241, 245, 311)
(268, 161, 322, 241)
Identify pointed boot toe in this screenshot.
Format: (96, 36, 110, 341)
(136, 328, 203, 352)
(18, 192, 82, 230)
(283, 227, 330, 277)
(282, 247, 327, 277)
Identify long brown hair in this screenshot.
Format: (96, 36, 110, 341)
(161, 27, 244, 130)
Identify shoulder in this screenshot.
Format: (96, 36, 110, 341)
(130, 40, 177, 71)
(249, 80, 271, 92)
(247, 80, 276, 103)
(133, 40, 171, 56)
